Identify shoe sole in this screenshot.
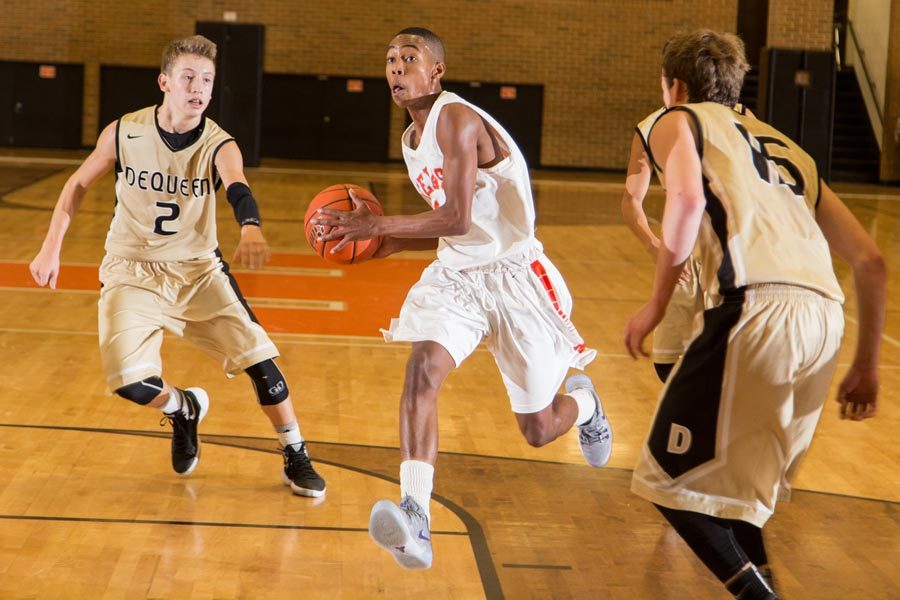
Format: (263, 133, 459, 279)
(369, 500, 431, 569)
(175, 388, 209, 478)
(565, 375, 613, 468)
(281, 470, 326, 498)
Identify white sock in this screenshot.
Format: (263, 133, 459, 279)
(569, 388, 596, 426)
(275, 421, 303, 450)
(159, 388, 183, 415)
(400, 460, 434, 520)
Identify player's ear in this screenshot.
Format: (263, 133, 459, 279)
(432, 61, 446, 81)
(158, 72, 168, 93)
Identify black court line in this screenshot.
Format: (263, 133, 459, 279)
(0, 422, 504, 599)
(1, 422, 897, 509)
(0, 514, 466, 536)
(502, 563, 573, 571)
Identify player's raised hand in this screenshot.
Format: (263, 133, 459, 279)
(315, 187, 380, 254)
(29, 247, 61, 289)
(233, 224, 271, 269)
(837, 364, 878, 421)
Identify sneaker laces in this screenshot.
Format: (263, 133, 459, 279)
(284, 444, 319, 480)
(160, 412, 193, 455)
(579, 414, 610, 446)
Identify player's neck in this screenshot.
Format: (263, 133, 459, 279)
(156, 104, 203, 134)
(405, 92, 442, 141)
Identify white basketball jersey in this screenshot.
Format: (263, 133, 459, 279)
(401, 91, 537, 269)
(647, 102, 843, 304)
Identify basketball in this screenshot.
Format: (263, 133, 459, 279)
(304, 184, 384, 264)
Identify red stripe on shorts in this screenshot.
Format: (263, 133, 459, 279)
(530, 260, 586, 354)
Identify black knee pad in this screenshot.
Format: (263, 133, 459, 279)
(116, 377, 165, 405)
(246, 359, 289, 405)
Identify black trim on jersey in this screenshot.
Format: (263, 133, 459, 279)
(211, 138, 236, 193)
(647, 292, 746, 479)
(815, 177, 823, 209)
(735, 102, 747, 116)
(214, 248, 261, 324)
(153, 104, 206, 153)
(646, 106, 704, 174)
(702, 176, 739, 295)
(114, 118, 122, 174)
(635, 126, 651, 158)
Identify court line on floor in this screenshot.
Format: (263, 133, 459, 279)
(0, 422, 503, 599)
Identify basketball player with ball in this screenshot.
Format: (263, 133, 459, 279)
(313, 27, 613, 569)
(29, 35, 325, 498)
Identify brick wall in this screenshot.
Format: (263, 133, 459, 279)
(0, 1, 740, 169)
(767, 0, 833, 51)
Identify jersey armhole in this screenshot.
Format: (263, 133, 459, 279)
(815, 177, 823, 209)
(211, 138, 237, 192)
(114, 118, 122, 174)
(649, 106, 704, 173)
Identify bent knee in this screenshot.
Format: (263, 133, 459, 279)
(518, 418, 554, 448)
(404, 347, 449, 395)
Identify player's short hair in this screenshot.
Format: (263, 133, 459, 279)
(161, 35, 217, 74)
(661, 29, 749, 105)
(395, 27, 446, 62)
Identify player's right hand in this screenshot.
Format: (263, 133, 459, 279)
(837, 365, 878, 421)
(29, 249, 61, 289)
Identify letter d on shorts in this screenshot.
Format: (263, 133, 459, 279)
(667, 423, 692, 454)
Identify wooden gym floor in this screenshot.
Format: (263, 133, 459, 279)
(0, 151, 897, 599)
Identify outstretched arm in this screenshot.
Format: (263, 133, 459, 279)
(30, 121, 118, 288)
(215, 141, 271, 269)
(816, 181, 886, 420)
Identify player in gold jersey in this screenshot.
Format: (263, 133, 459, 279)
(623, 30, 885, 599)
(29, 35, 325, 497)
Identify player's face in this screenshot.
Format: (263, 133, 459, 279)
(160, 55, 216, 116)
(385, 35, 443, 107)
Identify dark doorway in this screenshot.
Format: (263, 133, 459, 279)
(0, 61, 83, 148)
(261, 74, 391, 161)
(98, 65, 162, 133)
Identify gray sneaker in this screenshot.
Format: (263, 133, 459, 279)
(369, 496, 432, 569)
(566, 374, 612, 467)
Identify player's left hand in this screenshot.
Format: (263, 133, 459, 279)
(837, 364, 878, 421)
(233, 224, 271, 269)
(623, 302, 666, 359)
(314, 188, 380, 254)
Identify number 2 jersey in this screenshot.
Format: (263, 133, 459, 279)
(106, 106, 234, 261)
(647, 101, 844, 304)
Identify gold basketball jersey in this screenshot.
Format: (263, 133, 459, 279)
(648, 102, 843, 304)
(106, 106, 234, 261)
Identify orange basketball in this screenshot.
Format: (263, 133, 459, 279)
(304, 184, 384, 264)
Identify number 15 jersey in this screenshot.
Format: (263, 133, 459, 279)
(648, 102, 844, 304)
(106, 106, 234, 261)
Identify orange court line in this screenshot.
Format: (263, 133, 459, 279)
(0, 254, 431, 337)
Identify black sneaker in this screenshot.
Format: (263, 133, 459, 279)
(160, 387, 209, 476)
(281, 442, 326, 497)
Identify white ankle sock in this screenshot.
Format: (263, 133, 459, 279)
(400, 460, 434, 519)
(569, 388, 596, 426)
(159, 388, 183, 415)
(275, 421, 303, 450)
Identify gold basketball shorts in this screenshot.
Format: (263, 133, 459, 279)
(98, 253, 278, 390)
(632, 284, 844, 526)
(651, 257, 705, 365)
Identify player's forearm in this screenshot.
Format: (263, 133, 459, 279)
(850, 251, 887, 369)
(621, 194, 661, 257)
(649, 190, 705, 309)
(375, 206, 470, 239)
(41, 181, 86, 252)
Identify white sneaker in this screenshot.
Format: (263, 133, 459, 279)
(566, 375, 612, 467)
(369, 496, 433, 569)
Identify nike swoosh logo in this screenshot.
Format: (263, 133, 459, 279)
(418, 530, 430, 542)
(127, 134, 142, 139)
